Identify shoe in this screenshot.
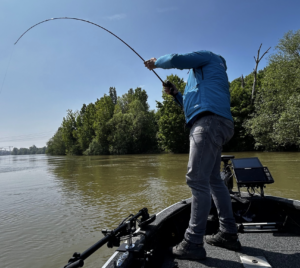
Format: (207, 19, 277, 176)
(205, 230, 241, 251)
(172, 239, 206, 260)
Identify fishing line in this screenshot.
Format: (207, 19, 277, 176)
(0, 46, 15, 96)
(14, 17, 165, 84)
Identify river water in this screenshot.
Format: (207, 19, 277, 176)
(1, 152, 300, 268)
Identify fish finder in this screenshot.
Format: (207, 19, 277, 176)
(231, 157, 274, 197)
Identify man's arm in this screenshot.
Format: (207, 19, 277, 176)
(144, 52, 209, 108)
(144, 51, 212, 71)
(156, 51, 212, 70)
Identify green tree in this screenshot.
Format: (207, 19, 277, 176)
(93, 95, 115, 154)
(29, 145, 37, 154)
(75, 103, 96, 153)
(19, 148, 29, 155)
(37, 146, 47, 154)
(223, 71, 265, 151)
(108, 88, 158, 154)
(107, 111, 135, 154)
(133, 87, 149, 111)
(116, 88, 134, 113)
(109, 87, 118, 105)
(83, 138, 103, 155)
(46, 128, 66, 155)
(156, 74, 189, 153)
(61, 109, 81, 155)
(245, 30, 300, 150)
(11, 148, 18, 155)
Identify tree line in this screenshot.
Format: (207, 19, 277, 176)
(0, 150, 11, 156)
(11, 145, 47, 155)
(47, 87, 159, 155)
(227, 29, 300, 151)
(47, 30, 300, 155)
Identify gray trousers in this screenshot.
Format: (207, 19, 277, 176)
(184, 114, 237, 244)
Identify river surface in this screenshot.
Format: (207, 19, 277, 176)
(1, 152, 300, 268)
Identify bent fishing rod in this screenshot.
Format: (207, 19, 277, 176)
(14, 17, 174, 90)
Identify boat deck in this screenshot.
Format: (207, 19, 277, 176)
(161, 232, 300, 268)
(103, 194, 300, 268)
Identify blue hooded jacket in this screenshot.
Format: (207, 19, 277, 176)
(155, 51, 233, 125)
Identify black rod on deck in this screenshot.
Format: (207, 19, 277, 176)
(63, 208, 148, 268)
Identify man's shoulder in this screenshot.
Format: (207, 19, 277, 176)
(194, 51, 225, 59)
(193, 50, 212, 55)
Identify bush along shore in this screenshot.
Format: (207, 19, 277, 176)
(47, 30, 300, 155)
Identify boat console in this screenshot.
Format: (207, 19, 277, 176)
(231, 157, 274, 197)
(221, 155, 274, 198)
(220, 155, 279, 233)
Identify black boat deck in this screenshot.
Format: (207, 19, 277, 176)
(162, 232, 300, 268)
(103, 194, 300, 268)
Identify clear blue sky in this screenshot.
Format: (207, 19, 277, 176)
(1, 0, 300, 149)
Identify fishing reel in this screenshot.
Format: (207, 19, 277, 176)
(109, 208, 156, 250)
(63, 208, 156, 268)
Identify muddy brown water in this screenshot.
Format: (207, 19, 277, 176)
(1, 152, 299, 268)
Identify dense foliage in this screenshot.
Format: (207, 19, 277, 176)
(156, 75, 189, 153)
(11, 145, 47, 155)
(47, 30, 300, 154)
(244, 30, 300, 150)
(46, 128, 66, 155)
(223, 70, 265, 151)
(47, 87, 158, 155)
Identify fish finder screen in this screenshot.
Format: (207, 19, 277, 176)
(231, 158, 274, 184)
(231, 157, 263, 169)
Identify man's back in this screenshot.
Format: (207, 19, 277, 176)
(155, 51, 232, 124)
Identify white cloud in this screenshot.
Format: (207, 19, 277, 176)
(157, 7, 178, 13)
(104, 14, 127, 20)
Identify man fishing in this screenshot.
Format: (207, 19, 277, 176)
(145, 51, 241, 260)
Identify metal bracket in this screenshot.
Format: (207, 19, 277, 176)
(237, 222, 282, 233)
(240, 255, 272, 267)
